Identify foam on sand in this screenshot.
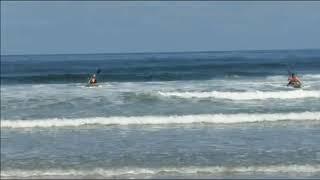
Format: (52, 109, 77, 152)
(2, 111, 320, 128)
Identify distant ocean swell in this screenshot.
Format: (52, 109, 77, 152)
(0, 72, 273, 84)
(2, 57, 319, 84)
(2, 164, 319, 178)
(2, 111, 319, 128)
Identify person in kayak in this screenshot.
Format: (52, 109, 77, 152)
(287, 73, 302, 87)
(88, 74, 97, 85)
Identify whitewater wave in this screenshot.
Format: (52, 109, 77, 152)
(266, 74, 320, 81)
(1, 165, 319, 178)
(302, 74, 320, 79)
(1, 112, 319, 128)
(158, 90, 320, 100)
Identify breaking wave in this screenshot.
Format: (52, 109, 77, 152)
(2, 112, 319, 128)
(158, 90, 320, 100)
(266, 74, 320, 81)
(1, 164, 319, 178)
(302, 74, 320, 79)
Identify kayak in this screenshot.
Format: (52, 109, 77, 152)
(85, 83, 100, 88)
(288, 82, 302, 88)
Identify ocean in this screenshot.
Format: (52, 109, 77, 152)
(1, 49, 320, 179)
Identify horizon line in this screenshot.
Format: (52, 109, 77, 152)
(1, 48, 320, 57)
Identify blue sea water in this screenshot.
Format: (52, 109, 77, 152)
(1, 49, 320, 178)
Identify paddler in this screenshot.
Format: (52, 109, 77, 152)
(287, 73, 302, 87)
(88, 74, 97, 85)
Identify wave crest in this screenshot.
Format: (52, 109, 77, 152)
(158, 90, 320, 100)
(266, 74, 320, 81)
(2, 165, 320, 178)
(2, 112, 319, 128)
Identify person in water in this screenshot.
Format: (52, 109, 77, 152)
(88, 74, 97, 84)
(287, 73, 302, 87)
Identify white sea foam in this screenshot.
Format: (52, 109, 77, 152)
(303, 74, 320, 79)
(158, 90, 320, 100)
(266, 74, 320, 81)
(1, 112, 319, 128)
(265, 75, 288, 81)
(1, 165, 319, 178)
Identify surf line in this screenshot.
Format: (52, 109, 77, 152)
(2, 164, 320, 178)
(2, 111, 320, 128)
(158, 90, 320, 100)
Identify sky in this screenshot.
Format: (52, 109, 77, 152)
(1, 1, 320, 55)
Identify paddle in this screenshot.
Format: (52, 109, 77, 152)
(96, 68, 101, 74)
(286, 64, 294, 86)
(286, 63, 293, 76)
